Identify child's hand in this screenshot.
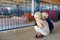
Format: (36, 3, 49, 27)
(37, 22, 43, 28)
(37, 23, 43, 28)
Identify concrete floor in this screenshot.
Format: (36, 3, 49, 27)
(0, 21, 60, 40)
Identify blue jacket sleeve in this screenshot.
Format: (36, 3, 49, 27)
(46, 19, 54, 33)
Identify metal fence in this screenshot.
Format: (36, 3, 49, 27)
(0, 0, 35, 31)
(1, 0, 60, 31)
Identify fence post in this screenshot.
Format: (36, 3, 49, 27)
(50, 0, 53, 20)
(31, 0, 34, 16)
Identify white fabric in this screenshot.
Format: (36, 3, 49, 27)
(34, 20, 49, 36)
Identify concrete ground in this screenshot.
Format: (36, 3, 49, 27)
(0, 21, 60, 40)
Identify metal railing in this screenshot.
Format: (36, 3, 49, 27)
(0, 0, 35, 31)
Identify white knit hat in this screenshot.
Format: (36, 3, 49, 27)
(42, 12, 48, 19)
(34, 12, 42, 19)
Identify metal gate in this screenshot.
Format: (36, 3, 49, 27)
(0, 0, 35, 31)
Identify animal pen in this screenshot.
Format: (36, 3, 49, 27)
(0, 0, 60, 31)
(0, 0, 35, 31)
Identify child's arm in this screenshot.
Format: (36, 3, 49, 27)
(37, 21, 43, 28)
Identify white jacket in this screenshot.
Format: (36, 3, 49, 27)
(34, 20, 50, 36)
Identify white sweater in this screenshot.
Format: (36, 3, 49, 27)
(34, 20, 50, 36)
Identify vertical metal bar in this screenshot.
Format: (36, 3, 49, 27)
(17, 15, 18, 28)
(5, 18, 7, 30)
(59, 5, 60, 20)
(41, 2, 42, 13)
(25, 1, 26, 23)
(16, 8, 17, 28)
(6, 18, 8, 30)
(12, 15, 14, 29)
(0, 18, 2, 31)
(45, 3, 48, 10)
(11, 17, 13, 29)
(19, 1, 20, 28)
(20, 2, 22, 27)
(26, 0, 27, 12)
(1, 18, 2, 30)
(16, 16, 17, 28)
(36, 0, 40, 12)
(56, 3, 59, 21)
(1, 15, 3, 30)
(40, 1, 44, 13)
(50, 0, 53, 19)
(9, 17, 10, 29)
(41, 3, 44, 13)
(39, 0, 41, 12)
(31, 0, 34, 16)
(30, 0, 31, 13)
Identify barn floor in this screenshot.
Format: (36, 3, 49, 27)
(0, 21, 60, 40)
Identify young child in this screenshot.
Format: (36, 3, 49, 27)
(34, 12, 49, 38)
(42, 12, 54, 33)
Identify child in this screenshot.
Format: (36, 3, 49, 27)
(34, 12, 49, 38)
(42, 12, 54, 33)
